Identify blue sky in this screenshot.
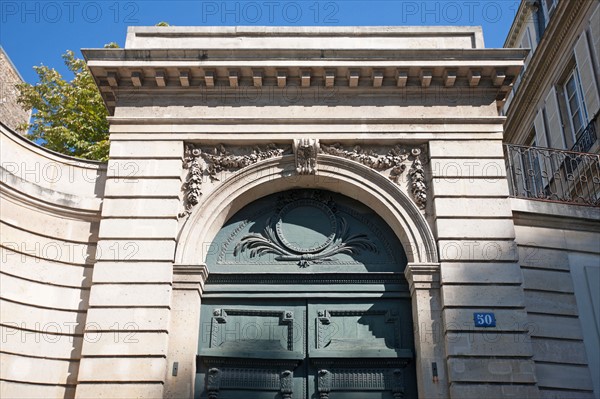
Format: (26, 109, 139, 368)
(1, 0, 520, 83)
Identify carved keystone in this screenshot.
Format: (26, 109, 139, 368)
(293, 138, 319, 175)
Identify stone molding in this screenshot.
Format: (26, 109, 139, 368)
(83, 48, 525, 114)
(180, 142, 430, 217)
(172, 263, 209, 293)
(176, 155, 438, 265)
(404, 263, 441, 294)
(1, 121, 106, 168)
(0, 170, 102, 220)
(504, 0, 538, 49)
(320, 143, 428, 209)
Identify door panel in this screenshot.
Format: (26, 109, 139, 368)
(307, 299, 415, 399)
(196, 299, 415, 399)
(196, 300, 306, 399)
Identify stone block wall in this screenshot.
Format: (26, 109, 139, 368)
(0, 48, 31, 134)
(0, 123, 105, 397)
(74, 139, 183, 398)
(512, 199, 600, 399)
(430, 139, 539, 398)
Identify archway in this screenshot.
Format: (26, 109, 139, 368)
(195, 188, 416, 398)
(176, 155, 438, 266)
(171, 155, 441, 399)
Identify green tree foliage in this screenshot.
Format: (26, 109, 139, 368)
(17, 50, 109, 161)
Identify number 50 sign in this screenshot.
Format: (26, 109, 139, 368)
(473, 312, 496, 327)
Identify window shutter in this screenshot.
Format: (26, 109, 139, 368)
(544, 87, 566, 149)
(533, 111, 549, 188)
(574, 32, 600, 122)
(590, 7, 600, 77)
(520, 29, 532, 64)
(534, 110, 548, 148)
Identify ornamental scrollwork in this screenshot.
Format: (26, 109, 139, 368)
(180, 144, 203, 218)
(319, 143, 428, 210)
(179, 143, 289, 217)
(233, 193, 377, 267)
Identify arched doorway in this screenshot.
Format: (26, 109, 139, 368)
(194, 189, 417, 398)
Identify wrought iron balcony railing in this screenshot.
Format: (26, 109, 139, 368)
(571, 116, 598, 153)
(505, 142, 600, 206)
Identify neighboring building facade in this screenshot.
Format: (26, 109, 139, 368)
(503, 1, 600, 397)
(503, 0, 599, 198)
(0, 47, 32, 134)
(0, 25, 598, 399)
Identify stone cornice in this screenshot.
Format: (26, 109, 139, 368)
(83, 47, 526, 115)
(106, 116, 508, 126)
(83, 48, 527, 62)
(0, 173, 102, 219)
(172, 263, 209, 293)
(404, 263, 441, 294)
(504, 0, 589, 142)
(504, 0, 537, 49)
(1, 121, 106, 169)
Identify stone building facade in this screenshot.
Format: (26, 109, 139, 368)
(502, 1, 600, 397)
(0, 47, 31, 134)
(0, 25, 598, 399)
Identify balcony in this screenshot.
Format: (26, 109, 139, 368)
(571, 117, 598, 153)
(505, 129, 600, 206)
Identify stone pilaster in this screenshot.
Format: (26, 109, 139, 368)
(164, 264, 209, 399)
(429, 139, 540, 398)
(74, 139, 183, 398)
(405, 263, 448, 399)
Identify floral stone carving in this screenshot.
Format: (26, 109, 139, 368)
(320, 143, 428, 210)
(180, 143, 289, 217)
(408, 149, 427, 209)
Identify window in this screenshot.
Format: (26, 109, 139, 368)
(563, 68, 589, 142)
(523, 130, 545, 196)
(543, 0, 557, 21)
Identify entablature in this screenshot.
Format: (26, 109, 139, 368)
(83, 47, 527, 115)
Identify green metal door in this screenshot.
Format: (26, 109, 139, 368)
(195, 190, 417, 398)
(306, 299, 415, 399)
(196, 299, 307, 399)
(196, 298, 415, 399)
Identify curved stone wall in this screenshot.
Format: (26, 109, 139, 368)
(0, 122, 106, 398)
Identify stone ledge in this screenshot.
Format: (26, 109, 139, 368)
(75, 383, 163, 399)
(77, 357, 168, 382)
(449, 382, 539, 399)
(447, 358, 537, 383)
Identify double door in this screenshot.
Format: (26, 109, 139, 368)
(195, 298, 416, 398)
